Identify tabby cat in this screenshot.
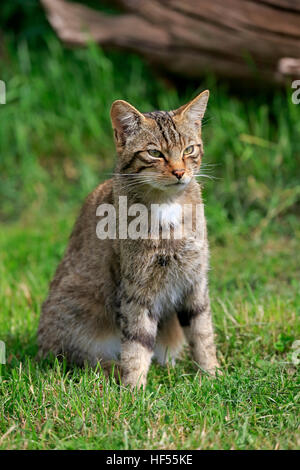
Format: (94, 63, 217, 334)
(38, 90, 220, 387)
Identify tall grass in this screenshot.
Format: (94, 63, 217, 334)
(1, 35, 299, 238)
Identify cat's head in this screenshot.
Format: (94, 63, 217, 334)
(110, 90, 209, 192)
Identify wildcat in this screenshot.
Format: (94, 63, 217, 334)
(38, 90, 220, 387)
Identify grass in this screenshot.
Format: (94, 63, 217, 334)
(0, 219, 299, 449)
(0, 24, 299, 449)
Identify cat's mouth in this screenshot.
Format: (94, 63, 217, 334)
(142, 176, 191, 192)
(167, 178, 191, 187)
(156, 180, 190, 193)
(169, 181, 187, 185)
(167, 181, 187, 186)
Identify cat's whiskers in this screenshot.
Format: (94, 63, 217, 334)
(117, 176, 160, 191)
(194, 174, 218, 180)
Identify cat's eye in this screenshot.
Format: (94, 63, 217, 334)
(183, 145, 194, 155)
(148, 149, 163, 158)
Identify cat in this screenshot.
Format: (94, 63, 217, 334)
(38, 90, 220, 387)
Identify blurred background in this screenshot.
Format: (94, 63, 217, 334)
(1, 0, 300, 234)
(0, 0, 299, 349)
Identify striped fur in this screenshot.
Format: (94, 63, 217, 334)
(38, 90, 220, 388)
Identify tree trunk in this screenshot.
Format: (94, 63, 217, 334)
(40, 0, 300, 84)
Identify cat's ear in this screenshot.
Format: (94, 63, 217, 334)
(110, 100, 145, 145)
(174, 90, 209, 126)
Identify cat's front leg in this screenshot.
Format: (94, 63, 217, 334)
(177, 285, 220, 376)
(120, 295, 157, 388)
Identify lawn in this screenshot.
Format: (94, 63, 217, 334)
(0, 219, 299, 449)
(0, 20, 299, 449)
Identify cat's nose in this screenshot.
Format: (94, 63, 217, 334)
(172, 169, 185, 180)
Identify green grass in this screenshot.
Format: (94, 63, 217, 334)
(0, 219, 299, 449)
(0, 27, 300, 449)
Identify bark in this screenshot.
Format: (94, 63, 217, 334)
(40, 0, 300, 84)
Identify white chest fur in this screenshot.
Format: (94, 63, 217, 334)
(150, 202, 183, 227)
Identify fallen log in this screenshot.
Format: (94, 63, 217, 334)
(40, 0, 300, 84)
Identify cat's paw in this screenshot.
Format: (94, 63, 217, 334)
(121, 373, 147, 389)
(101, 360, 122, 382)
(205, 363, 223, 378)
(199, 360, 222, 378)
